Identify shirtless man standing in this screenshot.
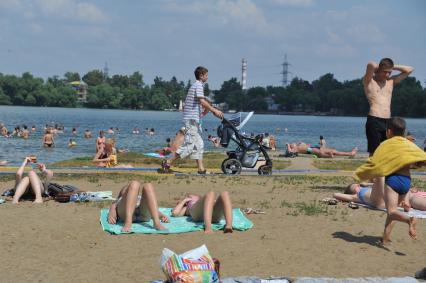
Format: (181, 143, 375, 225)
(363, 58, 413, 156)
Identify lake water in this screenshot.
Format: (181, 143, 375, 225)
(1, 106, 425, 166)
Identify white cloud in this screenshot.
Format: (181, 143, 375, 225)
(315, 43, 357, 57)
(269, 0, 313, 7)
(28, 22, 43, 33)
(0, 0, 107, 23)
(164, 0, 268, 35)
(35, 0, 107, 23)
(346, 24, 386, 43)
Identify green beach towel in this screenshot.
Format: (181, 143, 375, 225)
(100, 208, 253, 235)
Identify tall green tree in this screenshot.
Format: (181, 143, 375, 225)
(82, 70, 104, 86)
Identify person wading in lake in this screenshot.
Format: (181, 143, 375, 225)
(363, 58, 413, 156)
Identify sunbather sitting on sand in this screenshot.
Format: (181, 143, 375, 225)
(93, 142, 132, 168)
(107, 181, 169, 232)
(286, 142, 357, 158)
(172, 191, 233, 234)
(12, 156, 53, 204)
(333, 178, 386, 209)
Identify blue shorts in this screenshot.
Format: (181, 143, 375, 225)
(385, 174, 411, 195)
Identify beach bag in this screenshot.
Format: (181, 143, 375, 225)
(160, 245, 219, 283)
(47, 183, 79, 197)
(47, 183, 82, 202)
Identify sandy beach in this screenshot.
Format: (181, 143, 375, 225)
(1, 170, 425, 282)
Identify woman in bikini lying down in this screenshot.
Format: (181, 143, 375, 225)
(172, 191, 233, 234)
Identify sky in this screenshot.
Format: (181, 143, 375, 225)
(0, 0, 425, 89)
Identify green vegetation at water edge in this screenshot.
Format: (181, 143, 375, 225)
(50, 151, 291, 170)
(1, 71, 426, 117)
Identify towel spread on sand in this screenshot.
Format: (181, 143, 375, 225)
(86, 191, 115, 201)
(355, 136, 426, 181)
(100, 208, 253, 234)
(355, 203, 426, 219)
(144, 152, 171, 158)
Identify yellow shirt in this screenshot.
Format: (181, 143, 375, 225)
(106, 154, 118, 168)
(355, 136, 426, 181)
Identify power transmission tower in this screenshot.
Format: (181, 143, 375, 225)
(103, 62, 109, 81)
(281, 54, 291, 87)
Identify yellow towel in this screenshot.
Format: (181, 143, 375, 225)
(355, 136, 426, 181)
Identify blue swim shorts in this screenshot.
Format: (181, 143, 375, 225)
(385, 174, 411, 195)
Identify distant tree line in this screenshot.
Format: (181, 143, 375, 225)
(0, 70, 425, 117)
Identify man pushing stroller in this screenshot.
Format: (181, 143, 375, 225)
(160, 66, 223, 174)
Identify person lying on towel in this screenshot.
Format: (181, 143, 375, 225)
(107, 181, 169, 233)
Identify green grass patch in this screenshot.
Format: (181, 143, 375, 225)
(291, 200, 330, 216)
(49, 151, 291, 170)
(313, 159, 366, 170)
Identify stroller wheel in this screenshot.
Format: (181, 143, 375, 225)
(221, 158, 242, 175)
(258, 165, 272, 175)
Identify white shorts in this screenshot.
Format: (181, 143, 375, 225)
(176, 120, 204, 160)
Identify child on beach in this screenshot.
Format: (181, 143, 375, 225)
(355, 117, 426, 245)
(172, 191, 233, 234)
(107, 181, 169, 232)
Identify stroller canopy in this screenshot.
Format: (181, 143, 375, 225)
(226, 111, 254, 130)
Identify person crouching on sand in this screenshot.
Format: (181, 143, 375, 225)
(172, 191, 233, 234)
(107, 181, 169, 232)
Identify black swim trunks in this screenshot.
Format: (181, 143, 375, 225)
(365, 115, 389, 155)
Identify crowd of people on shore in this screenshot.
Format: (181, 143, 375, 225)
(1, 62, 426, 246)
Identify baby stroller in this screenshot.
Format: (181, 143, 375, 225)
(217, 112, 273, 175)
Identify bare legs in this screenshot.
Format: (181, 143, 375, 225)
(370, 177, 385, 209)
(12, 170, 44, 204)
(320, 147, 358, 158)
(382, 185, 417, 245)
(112, 181, 167, 232)
(189, 191, 233, 234)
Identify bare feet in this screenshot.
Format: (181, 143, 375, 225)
(223, 226, 233, 233)
(409, 217, 417, 240)
(121, 221, 133, 233)
(154, 222, 168, 231)
(381, 236, 392, 246)
(351, 147, 358, 156)
(204, 229, 214, 234)
(33, 198, 43, 204)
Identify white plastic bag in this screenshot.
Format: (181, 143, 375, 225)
(160, 245, 219, 283)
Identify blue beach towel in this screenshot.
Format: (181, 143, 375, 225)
(144, 152, 171, 159)
(100, 208, 253, 235)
